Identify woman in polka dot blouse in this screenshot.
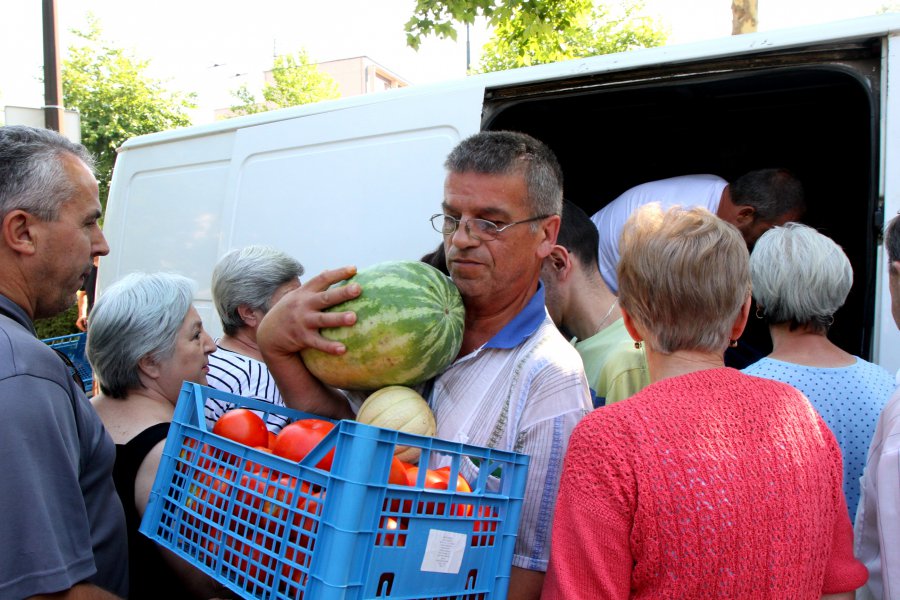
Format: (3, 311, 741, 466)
(743, 223, 894, 520)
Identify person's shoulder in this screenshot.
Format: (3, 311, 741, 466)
(0, 317, 64, 381)
(852, 356, 895, 381)
(732, 368, 822, 413)
(631, 173, 723, 191)
(209, 345, 254, 368)
(532, 317, 586, 366)
(876, 386, 900, 434)
(740, 356, 782, 377)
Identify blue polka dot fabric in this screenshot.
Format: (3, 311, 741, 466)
(743, 356, 895, 519)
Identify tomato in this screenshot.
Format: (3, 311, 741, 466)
(213, 408, 269, 449)
(186, 466, 235, 524)
(405, 466, 471, 516)
(245, 447, 273, 475)
(267, 430, 278, 450)
(290, 489, 324, 555)
(388, 456, 410, 486)
(273, 419, 335, 470)
(473, 504, 499, 547)
(377, 515, 408, 547)
(225, 531, 275, 582)
(433, 466, 472, 493)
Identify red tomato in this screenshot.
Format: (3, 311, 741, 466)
(473, 505, 499, 547)
(388, 456, 410, 486)
(405, 466, 471, 516)
(246, 447, 272, 475)
(213, 409, 269, 449)
(187, 466, 235, 523)
(273, 419, 335, 470)
(433, 466, 472, 493)
(267, 430, 278, 449)
(225, 531, 274, 582)
(377, 515, 408, 547)
(290, 489, 324, 555)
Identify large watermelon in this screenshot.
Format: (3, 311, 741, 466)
(300, 260, 465, 391)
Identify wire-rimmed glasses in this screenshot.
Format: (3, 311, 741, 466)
(430, 213, 550, 241)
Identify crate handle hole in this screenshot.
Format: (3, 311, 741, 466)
(466, 568, 478, 589)
(376, 572, 395, 597)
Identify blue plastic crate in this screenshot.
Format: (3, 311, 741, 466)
(141, 383, 530, 600)
(42, 332, 93, 391)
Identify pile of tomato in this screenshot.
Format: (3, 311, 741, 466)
(182, 408, 481, 594)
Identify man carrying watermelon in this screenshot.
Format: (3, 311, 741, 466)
(258, 130, 593, 600)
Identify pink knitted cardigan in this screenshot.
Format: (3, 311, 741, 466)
(543, 368, 867, 599)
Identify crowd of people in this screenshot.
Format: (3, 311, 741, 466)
(0, 123, 898, 599)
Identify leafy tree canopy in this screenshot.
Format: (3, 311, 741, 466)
(406, 0, 667, 72)
(229, 51, 340, 117)
(62, 15, 195, 206)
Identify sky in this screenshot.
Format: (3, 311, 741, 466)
(1, 0, 894, 125)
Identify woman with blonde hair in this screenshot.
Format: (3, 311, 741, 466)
(542, 205, 866, 599)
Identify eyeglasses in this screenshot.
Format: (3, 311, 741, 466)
(430, 213, 550, 241)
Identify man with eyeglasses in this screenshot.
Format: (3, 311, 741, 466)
(259, 130, 592, 600)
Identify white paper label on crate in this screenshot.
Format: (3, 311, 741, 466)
(420, 529, 467, 574)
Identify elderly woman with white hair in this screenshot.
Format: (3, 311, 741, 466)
(88, 272, 223, 599)
(743, 223, 894, 520)
(204, 245, 303, 432)
(543, 205, 866, 600)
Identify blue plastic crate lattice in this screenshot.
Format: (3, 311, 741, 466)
(141, 383, 530, 600)
(43, 332, 93, 391)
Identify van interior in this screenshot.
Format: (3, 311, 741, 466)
(482, 37, 883, 367)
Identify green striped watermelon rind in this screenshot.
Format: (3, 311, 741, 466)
(300, 260, 465, 391)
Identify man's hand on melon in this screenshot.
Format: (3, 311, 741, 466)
(259, 265, 361, 358)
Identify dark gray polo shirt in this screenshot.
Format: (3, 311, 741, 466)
(0, 294, 128, 598)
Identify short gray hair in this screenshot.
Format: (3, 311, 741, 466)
(886, 214, 900, 264)
(0, 125, 95, 222)
(87, 272, 196, 398)
(750, 223, 852, 334)
(212, 245, 304, 336)
(444, 131, 563, 218)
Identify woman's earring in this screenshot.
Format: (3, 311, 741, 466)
(729, 339, 738, 348)
(634, 341, 642, 350)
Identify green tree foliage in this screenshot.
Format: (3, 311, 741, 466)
(406, 0, 666, 72)
(62, 15, 195, 206)
(229, 51, 340, 116)
(479, 1, 666, 71)
(34, 305, 79, 340)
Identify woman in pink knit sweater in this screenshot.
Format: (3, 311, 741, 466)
(542, 205, 867, 599)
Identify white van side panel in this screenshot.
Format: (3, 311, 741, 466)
(101, 85, 485, 338)
(875, 32, 900, 376)
(223, 87, 483, 281)
(100, 133, 235, 328)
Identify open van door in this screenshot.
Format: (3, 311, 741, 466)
(875, 32, 900, 374)
(101, 85, 485, 335)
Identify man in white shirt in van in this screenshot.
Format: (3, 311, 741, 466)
(591, 168, 806, 293)
(258, 130, 592, 600)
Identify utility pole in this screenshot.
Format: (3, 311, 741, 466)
(42, 0, 64, 132)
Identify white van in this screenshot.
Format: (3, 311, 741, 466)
(102, 14, 900, 373)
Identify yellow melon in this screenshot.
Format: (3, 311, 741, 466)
(355, 385, 436, 463)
